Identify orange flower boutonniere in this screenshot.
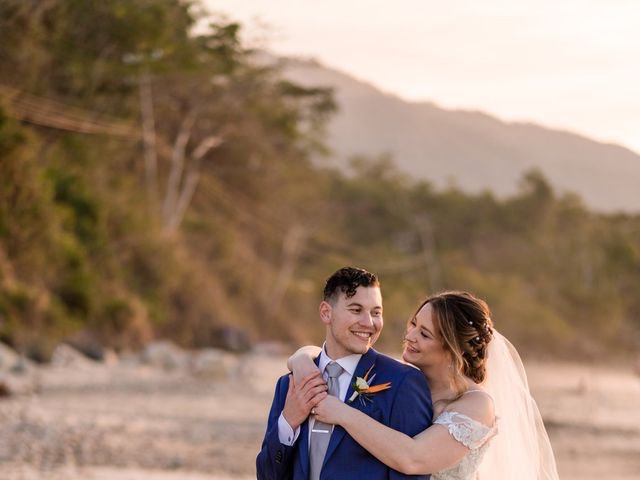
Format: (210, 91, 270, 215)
(348, 364, 392, 405)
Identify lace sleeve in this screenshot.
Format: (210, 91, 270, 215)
(434, 411, 497, 450)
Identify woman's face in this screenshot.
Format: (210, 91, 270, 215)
(402, 302, 450, 370)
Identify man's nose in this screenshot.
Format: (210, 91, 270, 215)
(360, 312, 374, 326)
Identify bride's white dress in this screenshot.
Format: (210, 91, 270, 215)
(431, 331, 560, 480)
(432, 410, 497, 480)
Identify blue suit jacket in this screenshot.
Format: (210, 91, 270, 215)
(256, 348, 433, 480)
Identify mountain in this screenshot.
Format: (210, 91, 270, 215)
(284, 58, 640, 212)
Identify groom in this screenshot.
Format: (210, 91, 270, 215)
(256, 266, 433, 480)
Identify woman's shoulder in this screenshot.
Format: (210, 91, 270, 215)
(443, 388, 495, 427)
(434, 390, 497, 450)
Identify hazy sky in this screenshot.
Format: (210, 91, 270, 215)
(205, 1, 640, 152)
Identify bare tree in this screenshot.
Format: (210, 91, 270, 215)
(136, 71, 226, 235)
(139, 69, 159, 214)
(163, 134, 224, 234)
(414, 214, 441, 292)
(265, 225, 307, 321)
(162, 109, 198, 227)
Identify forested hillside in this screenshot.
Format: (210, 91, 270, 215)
(285, 59, 640, 212)
(1, 0, 638, 360)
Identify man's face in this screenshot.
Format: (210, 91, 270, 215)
(321, 286, 383, 359)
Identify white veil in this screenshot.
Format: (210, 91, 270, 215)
(477, 330, 560, 480)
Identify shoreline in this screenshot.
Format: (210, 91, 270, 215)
(1, 348, 639, 480)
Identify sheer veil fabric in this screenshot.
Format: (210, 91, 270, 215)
(477, 331, 560, 480)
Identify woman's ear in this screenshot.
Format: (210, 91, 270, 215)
(319, 300, 332, 325)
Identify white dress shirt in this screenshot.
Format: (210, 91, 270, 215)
(277, 347, 361, 446)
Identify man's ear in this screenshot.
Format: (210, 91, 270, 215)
(319, 301, 332, 325)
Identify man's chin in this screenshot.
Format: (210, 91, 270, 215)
(351, 346, 369, 355)
(347, 341, 371, 355)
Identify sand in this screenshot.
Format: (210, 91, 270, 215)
(0, 352, 639, 480)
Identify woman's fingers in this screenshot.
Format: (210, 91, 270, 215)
(311, 400, 333, 423)
(294, 362, 322, 380)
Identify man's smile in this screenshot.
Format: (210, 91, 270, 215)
(352, 331, 373, 339)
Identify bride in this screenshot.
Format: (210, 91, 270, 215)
(287, 291, 559, 479)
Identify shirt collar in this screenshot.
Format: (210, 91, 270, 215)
(318, 344, 362, 378)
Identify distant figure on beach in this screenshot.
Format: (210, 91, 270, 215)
(277, 268, 560, 479)
(256, 266, 433, 480)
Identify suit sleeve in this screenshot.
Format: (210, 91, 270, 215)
(256, 375, 297, 480)
(387, 368, 434, 480)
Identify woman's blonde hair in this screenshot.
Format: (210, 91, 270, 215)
(414, 291, 494, 394)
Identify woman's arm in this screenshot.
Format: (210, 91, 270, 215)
(287, 345, 322, 381)
(314, 394, 493, 474)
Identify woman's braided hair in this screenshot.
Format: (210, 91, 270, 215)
(418, 291, 494, 385)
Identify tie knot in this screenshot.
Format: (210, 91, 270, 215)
(325, 361, 344, 379)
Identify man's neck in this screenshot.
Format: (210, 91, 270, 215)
(323, 343, 357, 361)
(321, 341, 370, 361)
(319, 346, 363, 379)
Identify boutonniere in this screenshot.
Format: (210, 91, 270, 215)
(348, 364, 392, 405)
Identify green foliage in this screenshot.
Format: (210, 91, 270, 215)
(0, 0, 638, 360)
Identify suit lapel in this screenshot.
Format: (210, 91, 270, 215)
(322, 348, 378, 467)
(299, 354, 322, 479)
(299, 420, 310, 478)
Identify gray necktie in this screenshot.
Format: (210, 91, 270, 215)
(309, 361, 344, 480)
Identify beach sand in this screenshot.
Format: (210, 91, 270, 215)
(1, 352, 638, 479)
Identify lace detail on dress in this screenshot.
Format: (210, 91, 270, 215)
(432, 411, 497, 480)
(435, 411, 494, 450)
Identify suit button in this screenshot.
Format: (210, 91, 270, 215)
(275, 450, 283, 464)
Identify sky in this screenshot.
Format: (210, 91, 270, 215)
(204, 1, 640, 153)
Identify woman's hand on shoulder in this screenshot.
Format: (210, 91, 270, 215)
(287, 345, 322, 381)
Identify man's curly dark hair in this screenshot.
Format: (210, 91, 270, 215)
(323, 266, 379, 303)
